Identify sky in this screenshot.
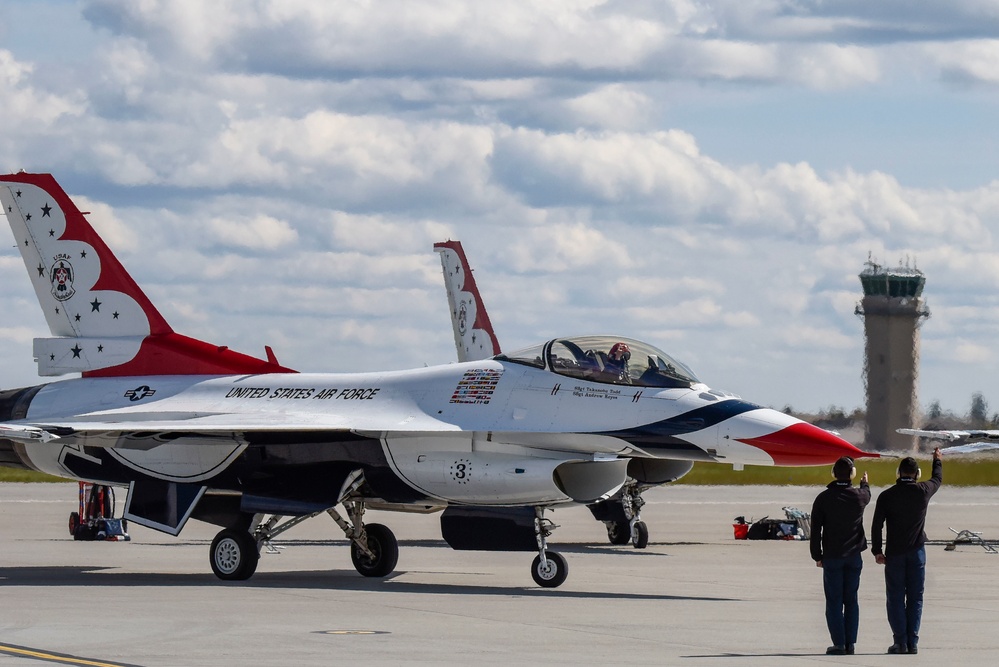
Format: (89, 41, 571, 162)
(1, 0, 999, 415)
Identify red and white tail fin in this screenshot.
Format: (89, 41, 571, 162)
(0, 172, 294, 377)
(434, 240, 500, 362)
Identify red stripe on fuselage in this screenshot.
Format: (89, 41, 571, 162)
(737, 422, 879, 466)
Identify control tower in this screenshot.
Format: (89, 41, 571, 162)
(855, 258, 930, 451)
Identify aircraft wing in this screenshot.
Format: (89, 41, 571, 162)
(898, 427, 999, 442)
(898, 428, 999, 453)
(942, 441, 999, 454)
(0, 410, 465, 445)
(0, 412, 632, 457)
(0, 424, 62, 443)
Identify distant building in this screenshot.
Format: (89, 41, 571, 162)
(855, 258, 930, 451)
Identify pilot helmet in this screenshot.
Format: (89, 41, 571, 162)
(609, 342, 631, 361)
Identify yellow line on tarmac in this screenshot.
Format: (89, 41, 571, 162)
(0, 642, 136, 667)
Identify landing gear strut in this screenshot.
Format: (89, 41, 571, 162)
(603, 482, 649, 549)
(330, 499, 399, 578)
(531, 506, 568, 588)
(207, 469, 399, 582)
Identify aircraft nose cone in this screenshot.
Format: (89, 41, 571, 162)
(736, 417, 879, 466)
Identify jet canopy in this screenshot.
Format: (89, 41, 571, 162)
(496, 335, 699, 389)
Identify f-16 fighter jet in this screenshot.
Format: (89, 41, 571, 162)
(0, 174, 874, 587)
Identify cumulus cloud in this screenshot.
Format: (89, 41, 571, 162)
(328, 212, 452, 255)
(925, 40, 999, 85)
(78, 0, 890, 89)
(73, 196, 141, 252)
(504, 223, 630, 273)
(952, 341, 995, 364)
(563, 84, 655, 129)
(3, 0, 999, 414)
(0, 50, 84, 125)
(206, 214, 299, 251)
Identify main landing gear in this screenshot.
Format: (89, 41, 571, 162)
(604, 482, 649, 549)
(208, 470, 399, 582)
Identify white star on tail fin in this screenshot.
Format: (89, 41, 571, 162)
(1, 173, 294, 377)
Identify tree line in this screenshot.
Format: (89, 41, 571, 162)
(784, 392, 996, 431)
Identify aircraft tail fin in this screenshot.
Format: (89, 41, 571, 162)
(1, 172, 294, 377)
(434, 240, 501, 362)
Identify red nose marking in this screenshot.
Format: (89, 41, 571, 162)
(737, 422, 879, 466)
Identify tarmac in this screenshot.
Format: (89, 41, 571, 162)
(1, 482, 997, 666)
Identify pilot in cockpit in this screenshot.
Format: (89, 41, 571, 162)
(605, 342, 631, 382)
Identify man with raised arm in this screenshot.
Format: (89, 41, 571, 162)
(871, 447, 943, 655)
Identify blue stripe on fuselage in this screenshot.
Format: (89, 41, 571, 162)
(598, 399, 762, 457)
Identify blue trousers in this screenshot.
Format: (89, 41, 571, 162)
(822, 553, 863, 647)
(884, 547, 926, 649)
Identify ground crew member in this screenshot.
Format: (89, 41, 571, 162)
(810, 456, 871, 655)
(871, 447, 943, 655)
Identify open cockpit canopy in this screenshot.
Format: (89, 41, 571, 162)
(495, 335, 699, 389)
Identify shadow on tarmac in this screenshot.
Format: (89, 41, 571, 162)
(0, 565, 737, 602)
(680, 652, 886, 659)
(128, 537, 689, 556)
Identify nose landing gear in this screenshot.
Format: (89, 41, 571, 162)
(531, 506, 568, 588)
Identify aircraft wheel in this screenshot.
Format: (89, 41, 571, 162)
(531, 552, 568, 588)
(606, 521, 631, 545)
(210, 528, 259, 581)
(351, 523, 399, 578)
(632, 521, 649, 549)
(68, 512, 80, 536)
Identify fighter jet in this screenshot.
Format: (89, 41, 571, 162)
(0, 173, 874, 587)
(898, 428, 999, 454)
(436, 240, 875, 547)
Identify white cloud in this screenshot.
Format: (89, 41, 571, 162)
(924, 40, 999, 85)
(505, 223, 630, 273)
(952, 341, 993, 363)
(74, 196, 141, 253)
(778, 324, 855, 351)
(328, 212, 452, 255)
(564, 84, 655, 129)
(2, 0, 999, 415)
(0, 49, 84, 154)
(207, 214, 298, 251)
(0, 325, 36, 344)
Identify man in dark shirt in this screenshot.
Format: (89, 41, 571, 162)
(871, 447, 943, 655)
(811, 456, 871, 655)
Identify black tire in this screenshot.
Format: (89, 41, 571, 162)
(351, 523, 399, 578)
(632, 520, 649, 549)
(210, 528, 259, 581)
(531, 552, 569, 588)
(606, 521, 630, 545)
(68, 512, 80, 536)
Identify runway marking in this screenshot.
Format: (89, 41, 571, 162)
(316, 630, 389, 635)
(0, 642, 139, 667)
